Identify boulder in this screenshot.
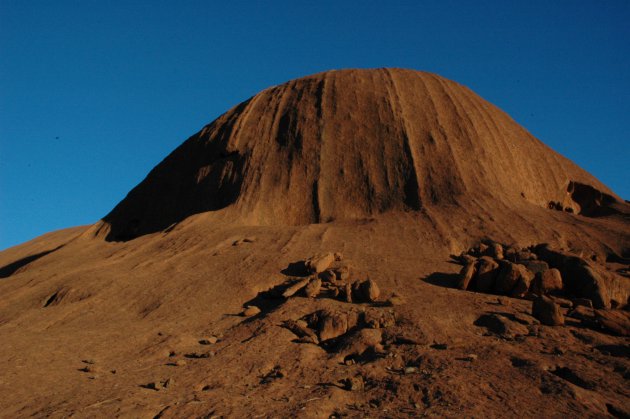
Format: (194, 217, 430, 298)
(282, 278, 310, 298)
(475, 256, 500, 293)
(304, 278, 322, 298)
(532, 296, 564, 326)
(534, 245, 615, 309)
(457, 260, 476, 290)
(305, 253, 335, 274)
(494, 261, 533, 296)
(317, 310, 349, 341)
(522, 260, 549, 275)
(486, 242, 504, 260)
(531, 268, 563, 295)
(353, 279, 380, 302)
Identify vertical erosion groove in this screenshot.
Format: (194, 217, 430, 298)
(385, 69, 422, 210)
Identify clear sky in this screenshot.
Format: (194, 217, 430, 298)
(1, 1, 629, 250)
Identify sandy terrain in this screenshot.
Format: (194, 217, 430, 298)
(1, 69, 628, 418)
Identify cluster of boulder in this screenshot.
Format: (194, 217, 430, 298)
(457, 240, 629, 334)
(280, 252, 382, 304)
(456, 241, 627, 309)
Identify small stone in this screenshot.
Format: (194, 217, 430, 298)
(304, 278, 322, 298)
(550, 296, 573, 309)
(343, 375, 364, 391)
(344, 283, 353, 303)
(387, 293, 405, 306)
(404, 366, 418, 374)
(461, 354, 478, 362)
(487, 242, 504, 260)
(474, 313, 529, 337)
(532, 295, 564, 326)
(162, 378, 173, 389)
(571, 298, 593, 309)
(146, 381, 162, 391)
(334, 252, 343, 261)
(498, 297, 511, 306)
(319, 269, 337, 283)
(175, 359, 187, 366)
(199, 336, 218, 345)
(242, 305, 261, 317)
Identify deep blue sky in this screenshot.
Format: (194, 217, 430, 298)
(1, 1, 629, 250)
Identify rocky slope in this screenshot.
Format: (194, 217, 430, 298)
(0, 69, 628, 418)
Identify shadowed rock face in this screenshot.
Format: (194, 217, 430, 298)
(101, 68, 621, 241)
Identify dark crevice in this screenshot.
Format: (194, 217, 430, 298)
(312, 180, 321, 223)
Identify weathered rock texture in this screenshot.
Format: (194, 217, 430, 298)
(95, 69, 622, 241)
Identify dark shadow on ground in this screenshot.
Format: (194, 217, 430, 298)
(0, 245, 64, 279)
(280, 261, 309, 277)
(422, 272, 460, 288)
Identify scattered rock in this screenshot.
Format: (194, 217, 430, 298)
(199, 336, 218, 345)
(532, 268, 563, 295)
(532, 296, 564, 326)
(571, 298, 593, 309)
(342, 375, 364, 391)
(386, 293, 405, 306)
(333, 266, 351, 281)
(404, 366, 418, 374)
(460, 354, 478, 362)
(494, 261, 533, 297)
(185, 351, 214, 359)
(475, 257, 499, 292)
(305, 253, 335, 274)
(145, 381, 162, 391)
(334, 252, 343, 261)
(283, 319, 319, 343)
(304, 278, 321, 298)
(318, 310, 349, 341)
(550, 296, 573, 309)
(353, 279, 380, 302)
(319, 270, 337, 283)
(522, 260, 549, 275)
(242, 305, 261, 317)
(282, 278, 310, 298)
(474, 313, 529, 338)
(337, 328, 383, 360)
(457, 260, 476, 290)
(486, 242, 504, 260)
(344, 283, 353, 303)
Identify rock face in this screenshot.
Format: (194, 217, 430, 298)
(97, 68, 620, 241)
